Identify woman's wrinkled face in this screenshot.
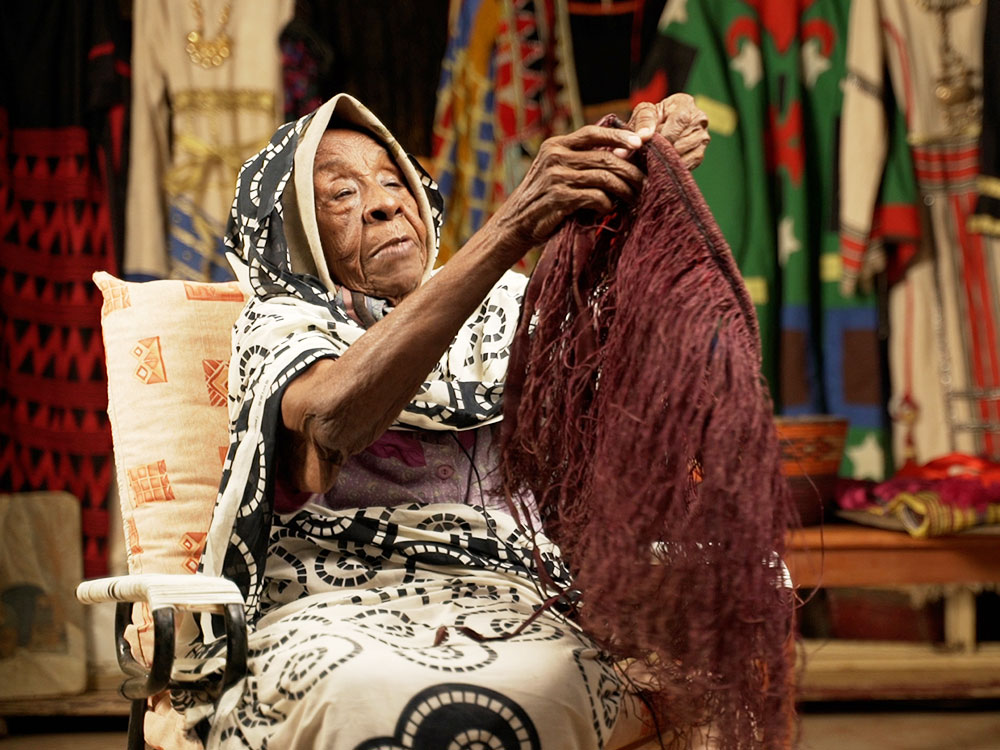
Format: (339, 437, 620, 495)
(313, 128, 428, 303)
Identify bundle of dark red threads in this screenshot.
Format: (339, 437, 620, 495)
(499, 129, 796, 748)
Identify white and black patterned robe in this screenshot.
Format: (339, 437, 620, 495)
(174, 95, 625, 750)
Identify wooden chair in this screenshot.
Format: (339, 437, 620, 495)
(77, 272, 664, 749)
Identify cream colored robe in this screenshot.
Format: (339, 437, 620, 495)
(125, 0, 293, 281)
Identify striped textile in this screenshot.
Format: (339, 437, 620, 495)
(838, 0, 999, 464)
(430, 0, 581, 268)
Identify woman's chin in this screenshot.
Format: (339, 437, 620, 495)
(365, 262, 426, 303)
(368, 275, 422, 305)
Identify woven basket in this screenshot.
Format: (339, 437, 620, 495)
(774, 415, 848, 526)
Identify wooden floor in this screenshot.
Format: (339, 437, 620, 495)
(797, 706, 1000, 749)
(3, 707, 1000, 749)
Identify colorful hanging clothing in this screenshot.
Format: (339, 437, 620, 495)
(431, 0, 582, 268)
(125, 0, 291, 282)
(0, 0, 129, 578)
(839, 0, 999, 463)
(630, 0, 670, 81)
(634, 0, 922, 480)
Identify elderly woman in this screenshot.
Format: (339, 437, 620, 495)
(185, 93, 708, 749)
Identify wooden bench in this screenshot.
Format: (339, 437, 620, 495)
(786, 524, 1000, 700)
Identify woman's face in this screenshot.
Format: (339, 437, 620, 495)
(312, 129, 428, 303)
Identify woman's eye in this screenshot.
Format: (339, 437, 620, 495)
(381, 171, 405, 187)
(334, 188, 354, 199)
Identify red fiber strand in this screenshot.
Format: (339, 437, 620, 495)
(500, 132, 796, 748)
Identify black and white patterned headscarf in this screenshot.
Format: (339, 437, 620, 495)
(198, 95, 527, 622)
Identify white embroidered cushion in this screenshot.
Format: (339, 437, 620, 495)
(94, 271, 245, 661)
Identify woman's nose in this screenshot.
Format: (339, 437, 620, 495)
(363, 186, 403, 223)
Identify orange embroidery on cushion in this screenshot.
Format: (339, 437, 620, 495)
(126, 517, 144, 555)
(96, 276, 131, 318)
(203, 359, 229, 406)
(183, 281, 245, 302)
(127, 459, 176, 506)
(131, 337, 167, 384)
(179, 532, 208, 573)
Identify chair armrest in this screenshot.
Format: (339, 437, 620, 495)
(76, 574, 247, 701)
(76, 573, 245, 611)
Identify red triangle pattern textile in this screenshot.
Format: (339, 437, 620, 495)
(0, 115, 115, 578)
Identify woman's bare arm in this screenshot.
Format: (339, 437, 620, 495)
(280, 125, 646, 494)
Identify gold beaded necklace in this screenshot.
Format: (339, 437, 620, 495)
(910, 0, 982, 133)
(185, 0, 234, 69)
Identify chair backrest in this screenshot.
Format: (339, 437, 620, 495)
(94, 272, 246, 655)
(94, 271, 250, 750)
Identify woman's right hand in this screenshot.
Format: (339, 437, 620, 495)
(487, 125, 647, 258)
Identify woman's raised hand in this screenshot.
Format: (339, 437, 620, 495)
(489, 125, 647, 256)
(485, 94, 708, 260)
(627, 93, 710, 170)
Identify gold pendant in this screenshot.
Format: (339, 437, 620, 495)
(911, 0, 983, 134)
(934, 46, 982, 133)
(185, 30, 231, 68)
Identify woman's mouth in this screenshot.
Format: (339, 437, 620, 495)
(371, 236, 416, 259)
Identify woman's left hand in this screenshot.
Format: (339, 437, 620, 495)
(625, 93, 710, 170)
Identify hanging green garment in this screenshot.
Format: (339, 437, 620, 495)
(634, 0, 920, 480)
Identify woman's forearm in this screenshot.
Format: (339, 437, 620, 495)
(280, 220, 522, 493)
(281, 124, 647, 493)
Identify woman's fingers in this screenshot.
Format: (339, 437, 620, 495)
(659, 93, 706, 125)
(504, 160, 640, 245)
(554, 124, 643, 161)
(495, 123, 655, 252)
(553, 148, 645, 190)
(671, 125, 710, 169)
(563, 126, 652, 165)
(673, 127, 711, 154)
(558, 166, 641, 203)
(533, 188, 615, 237)
(629, 101, 659, 140)
(623, 94, 710, 169)
(557, 124, 643, 152)
(496, 94, 714, 256)
(531, 162, 640, 224)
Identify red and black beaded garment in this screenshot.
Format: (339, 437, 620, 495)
(0, 1, 129, 577)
